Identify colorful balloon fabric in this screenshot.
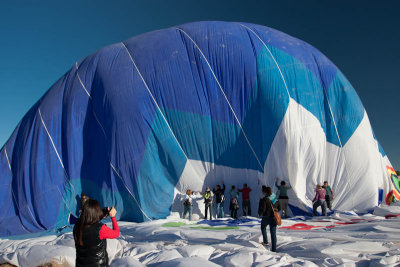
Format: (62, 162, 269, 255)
(0, 21, 396, 237)
(386, 166, 400, 204)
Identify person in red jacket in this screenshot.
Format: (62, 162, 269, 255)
(238, 183, 252, 216)
(73, 198, 120, 267)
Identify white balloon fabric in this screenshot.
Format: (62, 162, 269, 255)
(0, 21, 397, 237)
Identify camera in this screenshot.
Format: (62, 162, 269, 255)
(102, 207, 111, 217)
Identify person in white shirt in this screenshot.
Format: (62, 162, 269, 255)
(182, 189, 194, 221)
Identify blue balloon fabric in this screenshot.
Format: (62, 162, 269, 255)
(0, 21, 393, 237)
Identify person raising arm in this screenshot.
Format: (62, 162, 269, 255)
(73, 198, 120, 267)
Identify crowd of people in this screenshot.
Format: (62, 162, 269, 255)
(182, 178, 293, 221)
(179, 178, 334, 252)
(74, 179, 335, 264)
(180, 178, 334, 221)
(182, 182, 255, 221)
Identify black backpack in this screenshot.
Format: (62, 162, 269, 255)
(184, 198, 191, 206)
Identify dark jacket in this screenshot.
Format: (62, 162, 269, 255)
(75, 223, 108, 267)
(258, 196, 278, 218)
(213, 184, 226, 203)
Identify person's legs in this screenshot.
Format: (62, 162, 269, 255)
(205, 204, 209, 219)
(321, 200, 327, 216)
(189, 206, 193, 221)
(221, 203, 224, 218)
(325, 195, 332, 210)
(269, 218, 277, 252)
(217, 202, 223, 218)
(183, 206, 188, 219)
(278, 199, 283, 218)
(280, 199, 289, 218)
(242, 200, 247, 216)
(233, 208, 237, 219)
(248, 200, 251, 216)
(285, 199, 289, 218)
(313, 200, 320, 216)
(260, 217, 268, 244)
(243, 200, 251, 216)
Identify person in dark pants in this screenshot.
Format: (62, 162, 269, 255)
(312, 184, 327, 216)
(230, 185, 239, 219)
(238, 184, 252, 216)
(213, 182, 226, 218)
(73, 198, 120, 267)
(201, 186, 214, 220)
(322, 181, 334, 211)
(258, 186, 278, 252)
(275, 177, 292, 218)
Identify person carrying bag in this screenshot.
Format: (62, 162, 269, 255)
(271, 200, 281, 226)
(258, 186, 279, 252)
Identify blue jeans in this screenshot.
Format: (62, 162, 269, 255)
(183, 205, 192, 221)
(261, 216, 277, 252)
(216, 202, 224, 218)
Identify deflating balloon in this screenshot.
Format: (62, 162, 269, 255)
(0, 21, 396, 237)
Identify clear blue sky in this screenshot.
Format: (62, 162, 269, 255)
(1, 1, 399, 169)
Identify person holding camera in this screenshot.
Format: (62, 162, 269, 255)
(73, 198, 120, 267)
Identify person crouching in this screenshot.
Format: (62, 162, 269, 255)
(312, 184, 327, 216)
(73, 199, 120, 267)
